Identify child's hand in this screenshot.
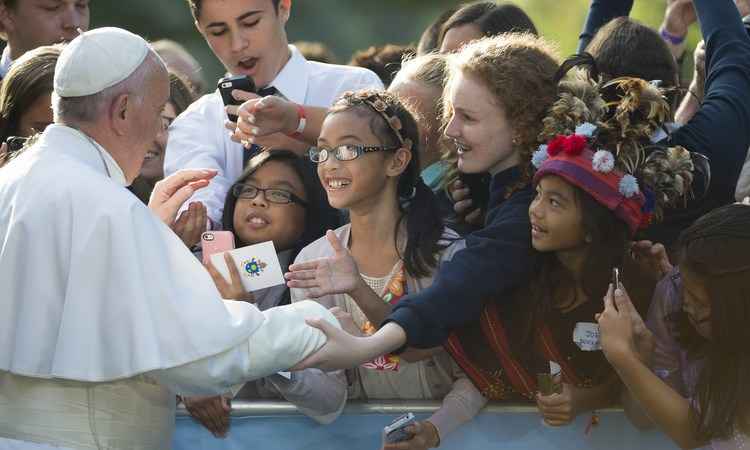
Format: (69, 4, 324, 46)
(597, 284, 653, 366)
(383, 421, 440, 450)
(205, 253, 255, 302)
(172, 202, 207, 248)
(536, 383, 578, 427)
(285, 230, 361, 297)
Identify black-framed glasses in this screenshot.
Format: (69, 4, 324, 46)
(308, 144, 399, 164)
(231, 183, 308, 207)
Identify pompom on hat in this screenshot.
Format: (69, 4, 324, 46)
(54, 27, 151, 98)
(534, 144, 647, 235)
(532, 54, 706, 236)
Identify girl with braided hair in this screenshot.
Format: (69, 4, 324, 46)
(600, 202, 750, 449)
(286, 89, 487, 449)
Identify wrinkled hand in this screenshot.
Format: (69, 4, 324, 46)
(662, 0, 697, 37)
(173, 202, 208, 248)
(383, 421, 441, 450)
(449, 179, 483, 226)
(183, 395, 231, 438)
(536, 382, 578, 426)
(149, 169, 217, 226)
(630, 240, 673, 282)
(205, 252, 255, 302)
(597, 284, 654, 366)
(329, 306, 364, 337)
(285, 230, 362, 297)
(290, 317, 377, 372)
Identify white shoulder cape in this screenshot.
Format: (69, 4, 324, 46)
(0, 125, 266, 382)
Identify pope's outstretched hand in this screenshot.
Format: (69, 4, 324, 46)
(148, 169, 217, 226)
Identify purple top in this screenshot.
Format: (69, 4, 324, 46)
(647, 270, 748, 450)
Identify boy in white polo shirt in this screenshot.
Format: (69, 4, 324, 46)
(165, 0, 383, 227)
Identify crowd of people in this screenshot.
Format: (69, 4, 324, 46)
(0, 0, 749, 449)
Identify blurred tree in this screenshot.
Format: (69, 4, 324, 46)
(82, 0, 699, 89)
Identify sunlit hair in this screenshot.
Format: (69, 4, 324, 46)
(442, 33, 560, 192)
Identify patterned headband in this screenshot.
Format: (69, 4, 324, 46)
(350, 91, 413, 151)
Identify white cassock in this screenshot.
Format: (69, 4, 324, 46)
(0, 125, 339, 450)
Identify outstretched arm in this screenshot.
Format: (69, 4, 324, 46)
(577, 0, 634, 53)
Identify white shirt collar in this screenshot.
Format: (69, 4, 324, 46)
(0, 47, 13, 79)
(52, 125, 128, 186)
(267, 45, 309, 104)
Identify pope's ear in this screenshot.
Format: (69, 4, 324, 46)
(109, 93, 130, 136)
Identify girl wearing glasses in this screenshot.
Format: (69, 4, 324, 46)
(187, 150, 341, 436)
(287, 90, 486, 449)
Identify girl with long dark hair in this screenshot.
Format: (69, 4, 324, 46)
(600, 202, 750, 449)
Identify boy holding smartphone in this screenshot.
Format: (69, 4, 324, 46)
(165, 0, 382, 228)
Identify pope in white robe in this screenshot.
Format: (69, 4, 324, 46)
(0, 28, 338, 450)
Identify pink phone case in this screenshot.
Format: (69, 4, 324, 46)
(201, 231, 236, 265)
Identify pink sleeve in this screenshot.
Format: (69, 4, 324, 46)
(427, 362, 488, 442)
(646, 271, 688, 397)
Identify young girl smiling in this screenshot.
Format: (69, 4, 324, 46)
(288, 90, 486, 449)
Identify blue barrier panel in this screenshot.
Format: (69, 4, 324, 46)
(173, 401, 678, 450)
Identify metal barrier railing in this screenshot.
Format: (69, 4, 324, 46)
(177, 400, 625, 417)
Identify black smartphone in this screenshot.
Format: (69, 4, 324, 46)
(218, 75, 256, 122)
(458, 172, 490, 215)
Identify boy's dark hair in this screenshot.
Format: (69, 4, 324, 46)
(417, 6, 459, 56)
(586, 17, 679, 113)
(348, 44, 415, 88)
(440, 1, 538, 46)
(222, 150, 339, 252)
(187, 0, 281, 21)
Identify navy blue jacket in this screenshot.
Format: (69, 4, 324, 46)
(386, 167, 537, 348)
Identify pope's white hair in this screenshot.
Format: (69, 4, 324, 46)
(52, 50, 165, 125)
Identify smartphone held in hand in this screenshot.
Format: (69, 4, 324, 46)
(612, 267, 620, 289)
(218, 75, 256, 122)
(201, 231, 235, 265)
(383, 412, 417, 444)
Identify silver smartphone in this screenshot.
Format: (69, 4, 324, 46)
(383, 413, 416, 444)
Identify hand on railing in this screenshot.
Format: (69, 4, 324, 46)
(536, 382, 578, 427)
(382, 421, 441, 450)
(183, 395, 231, 438)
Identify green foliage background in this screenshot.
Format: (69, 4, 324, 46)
(91, 0, 696, 90)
